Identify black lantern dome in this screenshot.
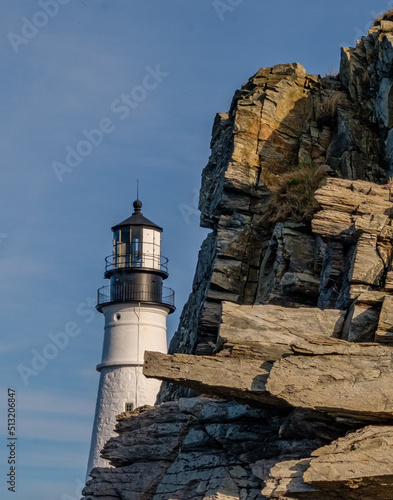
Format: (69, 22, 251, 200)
(111, 200, 163, 232)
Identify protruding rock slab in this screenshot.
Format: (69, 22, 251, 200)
(146, 302, 393, 420)
(218, 304, 390, 360)
(218, 302, 346, 359)
(146, 346, 393, 419)
(266, 351, 393, 419)
(303, 426, 393, 499)
(144, 351, 277, 406)
(220, 302, 345, 338)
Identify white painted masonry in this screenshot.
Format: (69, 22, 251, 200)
(86, 303, 169, 476)
(99, 303, 168, 369)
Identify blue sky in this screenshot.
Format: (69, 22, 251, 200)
(0, 1, 391, 498)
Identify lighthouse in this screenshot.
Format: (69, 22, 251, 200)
(87, 199, 175, 476)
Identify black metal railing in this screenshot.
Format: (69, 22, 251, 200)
(105, 243, 168, 274)
(97, 283, 175, 310)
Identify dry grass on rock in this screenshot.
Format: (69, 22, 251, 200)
(316, 92, 341, 127)
(262, 162, 328, 226)
(374, 9, 393, 25)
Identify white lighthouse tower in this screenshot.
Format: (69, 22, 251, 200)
(87, 199, 175, 476)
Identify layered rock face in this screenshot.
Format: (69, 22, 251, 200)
(83, 16, 393, 500)
(164, 20, 393, 366)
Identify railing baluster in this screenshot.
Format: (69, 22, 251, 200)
(105, 242, 169, 274)
(97, 283, 174, 309)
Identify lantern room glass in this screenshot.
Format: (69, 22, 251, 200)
(112, 227, 160, 270)
(131, 229, 142, 266)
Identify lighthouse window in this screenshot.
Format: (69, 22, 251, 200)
(113, 229, 131, 268)
(113, 231, 120, 267)
(131, 229, 142, 266)
(125, 402, 134, 412)
(120, 228, 130, 243)
(120, 229, 130, 257)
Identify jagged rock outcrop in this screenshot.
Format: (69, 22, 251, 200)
(82, 398, 359, 500)
(83, 12, 393, 500)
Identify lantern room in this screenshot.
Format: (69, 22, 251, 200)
(97, 199, 175, 313)
(104, 199, 168, 279)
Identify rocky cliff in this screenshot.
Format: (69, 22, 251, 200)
(83, 12, 393, 500)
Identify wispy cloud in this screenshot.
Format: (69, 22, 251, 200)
(0, 340, 34, 354)
(19, 415, 92, 442)
(20, 450, 87, 469)
(0, 255, 46, 279)
(17, 391, 95, 416)
(0, 392, 95, 443)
